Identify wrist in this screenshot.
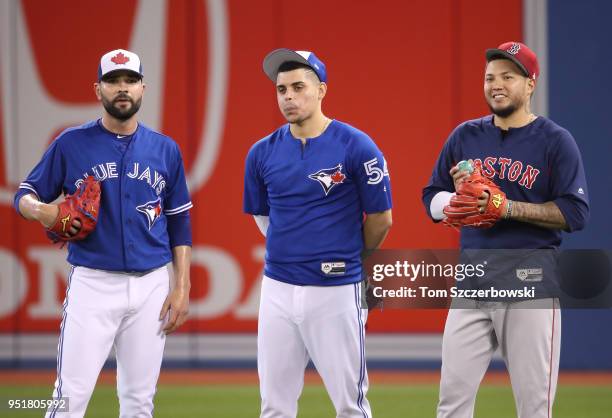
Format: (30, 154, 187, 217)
(172, 275, 191, 289)
(24, 198, 58, 227)
(361, 248, 374, 261)
(504, 199, 514, 220)
(41, 204, 59, 227)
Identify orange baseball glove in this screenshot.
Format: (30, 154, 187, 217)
(443, 168, 508, 228)
(46, 176, 101, 243)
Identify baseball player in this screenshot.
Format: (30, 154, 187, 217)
(244, 49, 393, 418)
(422, 42, 589, 417)
(13, 49, 192, 417)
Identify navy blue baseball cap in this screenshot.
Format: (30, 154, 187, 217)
(263, 49, 327, 83)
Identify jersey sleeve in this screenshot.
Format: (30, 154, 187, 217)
(14, 138, 66, 209)
(422, 129, 460, 221)
(347, 134, 392, 214)
(163, 143, 193, 216)
(549, 130, 589, 232)
(167, 210, 193, 247)
(243, 142, 270, 216)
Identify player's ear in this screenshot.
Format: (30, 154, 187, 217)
(93, 83, 102, 100)
(526, 78, 535, 96)
(318, 82, 327, 101)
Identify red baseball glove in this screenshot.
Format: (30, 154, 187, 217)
(46, 176, 101, 243)
(443, 168, 508, 228)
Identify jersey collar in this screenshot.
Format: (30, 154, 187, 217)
(96, 118, 140, 139)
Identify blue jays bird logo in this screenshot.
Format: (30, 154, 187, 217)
(308, 164, 346, 195)
(136, 198, 162, 230)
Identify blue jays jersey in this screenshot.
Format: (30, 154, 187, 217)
(244, 120, 392, 286)
(15, 120, 192, 272)
(423, 115, 589, 249)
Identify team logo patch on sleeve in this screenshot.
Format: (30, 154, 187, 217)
(308, 164, 346, 195)
(136, 198, 163, 230)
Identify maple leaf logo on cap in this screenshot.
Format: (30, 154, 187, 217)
(111, 52, 130, 65)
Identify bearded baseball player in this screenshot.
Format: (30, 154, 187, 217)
(13, 49, 192, 417)
(422, 42, 589, 417)
(244, 49, 393, 418)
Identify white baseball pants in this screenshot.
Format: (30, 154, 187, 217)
(258, 276, 371, 418)
(46, 265, 169, 418)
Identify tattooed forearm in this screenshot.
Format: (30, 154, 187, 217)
(509, 200, 567, 230)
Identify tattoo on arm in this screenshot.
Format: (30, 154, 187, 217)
(510, 201, 567, 230)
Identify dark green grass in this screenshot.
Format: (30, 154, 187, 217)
(0, 384, 610, 417)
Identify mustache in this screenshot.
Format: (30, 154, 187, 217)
(113, 94, 133, 103)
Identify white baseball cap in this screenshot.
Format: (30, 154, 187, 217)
(98, 49, 143, 80)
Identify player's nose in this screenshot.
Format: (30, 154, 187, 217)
(114, 79, 131, 91)
(489, 79, 504, 90)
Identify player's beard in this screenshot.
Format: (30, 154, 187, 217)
(284, 109, 312, 126)
(286, 114, 305, 125)
(488, 102, 517, 118)
(487, 95, 524, 119)
(102, 94, 142, 121)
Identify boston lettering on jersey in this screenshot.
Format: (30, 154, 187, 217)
(423, 115, 589, 250)
(472, 157, 540, 189)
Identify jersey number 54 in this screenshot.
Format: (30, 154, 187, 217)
(364, 157, 389, 185)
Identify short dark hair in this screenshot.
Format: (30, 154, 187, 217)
(277, 62, 320, 81)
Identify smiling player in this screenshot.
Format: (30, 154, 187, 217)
(422, 42, 589, 418)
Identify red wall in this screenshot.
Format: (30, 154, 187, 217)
(0, 0, 522, 333)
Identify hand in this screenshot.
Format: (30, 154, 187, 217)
(38, 204, 59, 228)
(443, 167, 508, 228)
(449, 159, 473, 191)
(365, 280, 383, 312)
(37, 203, 82, 234)
(476, 191, 490, 213)
(67, 219, 82, 237)
(159, 286, 190, 334)
(57, 218, 83, 238)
